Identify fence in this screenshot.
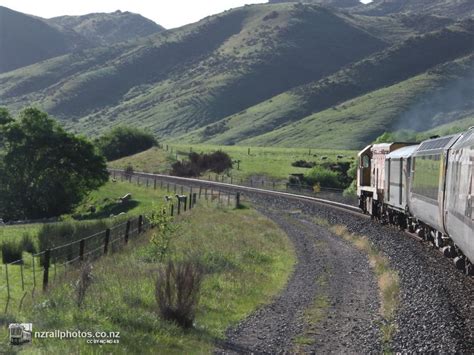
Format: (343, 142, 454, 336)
(110, 169, 357, 206)
(1, 179, 243, 312)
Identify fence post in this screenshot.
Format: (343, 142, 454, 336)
(177, 199, 181, 215)
(154, 178, 157, 190)
(171, 203, 174, 216)
(218, 190, 221, 204)
(138, 215, 143, 234)
(79, 239, 85, 261)
(32, 254, 36, 289)
(146, 178, 149, 188)
(137, 177, 140, 186)
(199, 186, 202, 199)
(104, 229, 110, 254)
(5, 264, 10, 299)
(227, 193, 230, 206)
(43, 249, 50, 291)
(20, 263, 25, 291)
(193, 193, 197, 206)
(184, 197, 187, 212)
(125, 220, 131, 244)
(250, 179, 253, 187)
(189, 193, 193, 210)
(236, 192, 241, 208)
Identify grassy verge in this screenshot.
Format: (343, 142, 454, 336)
(1, 199, 296, 353)
(326, 223, 399, 351)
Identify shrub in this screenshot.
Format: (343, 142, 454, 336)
(171, 151, 233, 177)
(96, 126, 157, 161)
(20, 233, 36, 254)
(305, 166, 342, 189)
(1, 241, 23, 263)
(38, 220, 110, 264)
(291, 160, 316, 168)
(155, 260, 204, 328)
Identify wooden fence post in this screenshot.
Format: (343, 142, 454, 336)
(154, 178, 157, 190)
(125, 220, 131, 244)
(170, 204, 174, 216)
(138, 215, 143, 234)
(236, 192, 241, 208)
(189, 193, 193, 210)
(193, 193, 197, 206)
(79, 239, 85, 261)
(177, 199, 181, 215)
(104, 229, 110, 254)
(43, 249, 50, 291)
(184, 197, 187, 212)
(199, 186, 202, 199)
(5, 264, 10, 299)
(146, 178, 149, 188)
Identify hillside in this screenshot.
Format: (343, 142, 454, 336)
(47, 10, 164, 46)
(0, 3, 389, 137)
(0, 6, 74, 73)
(269, 0, 474, 19)
(180, 21, 474, 148)
(0, 6, 163, 74)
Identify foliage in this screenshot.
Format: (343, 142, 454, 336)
(155, 259, 204, 328)
(95, 126, 157, 161)
(171, 151, 233, 177)
(305, 166, 342, 189)
(0, 108, 109, 220)
(292, 160, 316, 168)
(1, 240, 23, 263)
(147, 203, 177, 261)
(37, 219, 110, 263)
(20, 233, 37, 254)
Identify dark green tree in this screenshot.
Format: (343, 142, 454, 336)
(0, 108, 109, 220)
(95, 126, 157, 161)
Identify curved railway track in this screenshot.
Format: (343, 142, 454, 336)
(110, 169, 474, 352)
(109, 168, 472, 279)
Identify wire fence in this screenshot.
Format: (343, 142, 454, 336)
(110, 169, 358, 206)
(1, 177, 243, 313)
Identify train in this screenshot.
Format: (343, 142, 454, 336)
(9, 323, 32, 345)
(357, 127, 474, 275)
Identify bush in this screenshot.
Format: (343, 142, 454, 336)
(305, 166, 342, 189)
(1, 241, 23, 264)
(292, 160, 316, 168)
(171, 151, 233, 177)
(96, 126, 157, 161)
(38, 220, 110, 264)
(20, 233, 36, 254)
(155, 260, 204, 328)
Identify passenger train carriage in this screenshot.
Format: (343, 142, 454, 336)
(357, 127, 474, 275)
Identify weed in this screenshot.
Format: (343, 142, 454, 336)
(155, 260, 204, 328)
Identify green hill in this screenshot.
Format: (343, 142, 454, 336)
(46, 10, 164, 46)
(0, 6, 163, 74)
(180, 21, 474, 147)
(0, 3, 389, 137)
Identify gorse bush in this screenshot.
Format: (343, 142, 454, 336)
(1, 241, 23, 263)
(20, 233, 36, 254)
(96, 126, 157, 161)
(305, 166, 342, 189)
(171, 151, 233, 177)
(155, 260, 204, 328)
(38, 220, 111, 264)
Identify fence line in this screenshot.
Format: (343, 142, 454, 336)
(1, 177, 242, 312)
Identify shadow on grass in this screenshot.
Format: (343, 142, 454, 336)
(78, 200, 140, 220)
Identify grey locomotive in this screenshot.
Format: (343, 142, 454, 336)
(357, 127, 474, 275)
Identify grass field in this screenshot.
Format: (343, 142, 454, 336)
(0, 197, 296, 353)
(109, 144, 357, 182)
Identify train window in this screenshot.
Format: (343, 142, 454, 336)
(412, 154, 441, 201)
(362, 155, 370, 168)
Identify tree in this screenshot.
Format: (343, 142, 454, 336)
(95, 126, 157, 161)
(0, 108, 109, 220)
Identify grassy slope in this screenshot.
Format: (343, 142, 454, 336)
(1, 3, 391, 138)
(238, 55, 474, 148)
(108, 145, 356, 181)
(1, 196, 296, 353)
(180, 22, 474, 148)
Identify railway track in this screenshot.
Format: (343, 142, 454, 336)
(109, 169, 474, 352)
(109, 168, 472, 280)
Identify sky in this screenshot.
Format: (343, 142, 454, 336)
(0, 0, 372, 29)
